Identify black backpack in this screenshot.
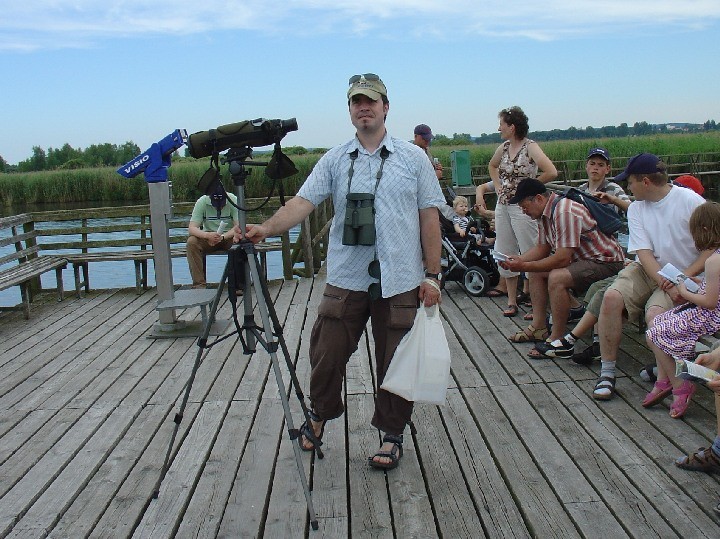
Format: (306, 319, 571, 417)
(550, 187, 624, 236)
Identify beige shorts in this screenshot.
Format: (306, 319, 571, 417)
(607, 261, 673, 324)
(494, 203, 538, 278)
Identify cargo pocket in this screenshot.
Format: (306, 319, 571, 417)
(388, 289, 419, 329)
(317, 284, 351, 319)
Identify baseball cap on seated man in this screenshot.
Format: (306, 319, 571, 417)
(587, 147, 610, 162)
(508, 178, 547, 204)
(347, 73, 387, 101)
(414, 124, 433, 142)
(674, 174, 705, 195)
(613, 152, 663, 183)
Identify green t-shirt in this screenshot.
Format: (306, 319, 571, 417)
(190, 193, 239, 232)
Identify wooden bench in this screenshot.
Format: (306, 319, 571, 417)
(32, 204, 286, 297)
(0, 214, 67, 318)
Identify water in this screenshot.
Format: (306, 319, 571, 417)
(0, 217, 301, 308)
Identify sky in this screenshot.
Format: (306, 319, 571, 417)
(1, 1, 719, 166)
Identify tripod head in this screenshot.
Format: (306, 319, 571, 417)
(223, 145, 264, 187)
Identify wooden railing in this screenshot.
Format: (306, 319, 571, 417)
(5, 197, 335, 290)
(448, 151, 720, 202)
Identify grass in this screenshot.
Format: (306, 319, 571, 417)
(2, 132, 719, 208)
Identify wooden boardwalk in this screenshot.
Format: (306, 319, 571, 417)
(0, 275, 719, 538)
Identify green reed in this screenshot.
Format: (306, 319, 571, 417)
(1, 133, 718, 208)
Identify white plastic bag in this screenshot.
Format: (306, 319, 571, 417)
(380, 305, 451, 405)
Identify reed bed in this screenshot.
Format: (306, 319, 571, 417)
(2, 133, 719, 207)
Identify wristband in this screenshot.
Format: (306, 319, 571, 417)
(423, 278, 441, 293)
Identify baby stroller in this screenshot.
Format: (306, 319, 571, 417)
(439, 205, 500, 297)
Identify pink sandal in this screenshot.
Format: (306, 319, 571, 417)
(642, 379, 673, 408)
(669, 380, 696, 419)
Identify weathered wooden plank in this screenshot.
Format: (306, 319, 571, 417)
(562, 380, 720, 530)
(90, 403, 201, 539)
(7, 403, 142, 538)
(174, 401, 255, 538)
(492, 384, 629, 536)
(264, 276, 341, 534)
(0, 292, 137, 407)
(0, 408, 85, 498)
(133, 401, 228, 538)
(347, 393, 393, 539)
(0, 406, 110, 536)
(17, 293, 159, 411)
(215, 397, 285, 538)
(522, 382, 679, 537)
(445, 285, 544, 385)
(0, 408, 55, 466)
(0, 289, 115, 359)
(462, 386, 581, 537)
(443, 389, 531, 538)
(47, 404, 172, 538)
(410, 405, 485, 536)
(0, 408, 29, 441)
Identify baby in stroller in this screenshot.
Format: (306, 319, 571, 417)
(451, 196, 485, 246)
(440, 195, 500, 296)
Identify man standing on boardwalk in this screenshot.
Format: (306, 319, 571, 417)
(235, 73, 444, 470)
(413, 123, 443, 180)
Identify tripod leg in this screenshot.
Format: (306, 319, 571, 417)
(152, 264, 229, 498)
(254, 253, 325, 459)
(244, 249, 320, 530)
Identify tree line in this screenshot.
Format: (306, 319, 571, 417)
(0, 141, 142, 174)
(2, 120, 718, 173)
(432, 119, 719, 146)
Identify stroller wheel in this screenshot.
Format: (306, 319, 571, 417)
(463, 266, 489, 297)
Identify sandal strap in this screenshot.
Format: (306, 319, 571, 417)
(672, 380, 695, 396)
(595, 376, 615, 390)
(383, 434, 403, 445)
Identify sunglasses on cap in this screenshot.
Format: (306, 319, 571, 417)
(348, 73, 381, 85)
(367, 259, 382, 300)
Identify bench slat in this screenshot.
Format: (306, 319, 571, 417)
(0, 244, 41, 266)
(0, 257, 67, 289)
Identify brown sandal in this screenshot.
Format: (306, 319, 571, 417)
(507, 324, 549, 343)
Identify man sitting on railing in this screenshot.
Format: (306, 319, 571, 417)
(186, 182, 239, 288)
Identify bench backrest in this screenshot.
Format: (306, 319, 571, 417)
(0, 214, 41, 270)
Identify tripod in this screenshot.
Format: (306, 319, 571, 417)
(153, 147, 321, 531)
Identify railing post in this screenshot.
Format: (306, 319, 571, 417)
(23, 217, 42, 295)
(300, 216, 314, 278)
(281, 231, 292, 280)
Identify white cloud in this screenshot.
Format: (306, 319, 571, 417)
(1, 1, 719, 50)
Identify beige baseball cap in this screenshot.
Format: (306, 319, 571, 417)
(347, 73, 387, 101)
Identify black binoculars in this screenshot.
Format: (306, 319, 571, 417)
(342, 192, 376, 246)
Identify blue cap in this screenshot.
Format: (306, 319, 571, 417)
(614, 153, 662, 183)
(414, 124, 433, 142)
(586, 147, 610, 161)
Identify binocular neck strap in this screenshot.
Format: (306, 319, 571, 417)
(346, 145, 390, 193)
